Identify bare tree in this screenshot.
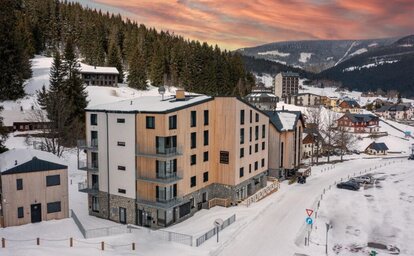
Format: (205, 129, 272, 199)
(305, 106, 323, 164)
(321, 110, 338, 163)
(334, 128, 357, 161)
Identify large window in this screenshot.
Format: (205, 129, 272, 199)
(254, 161, 258, 171)
(255, 144, 258, 153)
(190, 176, 196, 187)
(240, 128, 245, 144)
(203, 172, 209, 182)
(18, 207, 24, 218)
(203, 130, 209, 146)
(250, 110, 252, 123)
(262, 142, 266, 150)
(256, 113, 259, 122)
(46, 175, 60, 187)
(47, 201, 61, 213)
(204, 110, 209, 125)
(191, 132, 197, 149)
(240, 110, 245, 125)
(255, 126, 259, 140)
(239, 167, 244, 178)
(156, 159, 177, 178)
(118, 188, 126, 194)
(92, 196, 99, 212)
(190, 111, 197, 127)
(220, 151, 229, 164)
(156, 136, 177, 154)
(169, 115, 177, 130)
(240, 148, 244, 158)
(191, 154, 197, 165)
(249, 127, 252, 142)
(90, 114, 97, 126)
(262, 125, 266, 138)
(16, 178, 23, 190)
(203, 151, 209, 162)
(146, 116, 155, 129)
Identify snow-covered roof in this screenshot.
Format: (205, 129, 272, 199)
(79, 63, 119, 75)
(1, 109, 47, 127)
(265, 110, 303, 132)
(0, 148, 67, 173)
(246, 93, 277, 98)
(86, 94, 213, 113)
(278, 112, 299, 130)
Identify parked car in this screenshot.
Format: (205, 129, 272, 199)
(408, 155, 414, 160)
(337, 181, 360, 191)
(297, 176, 307, 184)
(351, 176, 372, 184)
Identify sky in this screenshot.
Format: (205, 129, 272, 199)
(74, 0, 414, 50)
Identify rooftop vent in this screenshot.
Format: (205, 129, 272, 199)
(176, 90, 186, 101)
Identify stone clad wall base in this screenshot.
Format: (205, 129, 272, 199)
(88, 192, 135, 224)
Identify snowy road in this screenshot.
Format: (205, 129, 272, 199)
(214, 158, 398, 256)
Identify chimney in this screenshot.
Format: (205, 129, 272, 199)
(176, 90, 185, 101)
(282, 105, 285, 111)
(15, 160, 18, 166)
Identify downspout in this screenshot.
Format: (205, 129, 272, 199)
(134, 112, 138, 225)
(106, 112, 110, 220)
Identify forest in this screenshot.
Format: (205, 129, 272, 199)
(0, 0, 255, 101)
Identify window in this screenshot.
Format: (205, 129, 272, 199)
(255, 126, 259, 140)
(190, 111, 197, 127)
(203, 171, 209, 182)
(250, 110, 252, 123)
(118, 188, 126, 194)
(202, 192, 207, 203)
(249, 164, 252, 173)
(46, 175, 60, 186)
(117, 118, 125, 123)
(239, 167, 244, 178)
(18, 207, 24, 218)
(240, 148, 244, 158)
(249, 127, 252, 142)
(204, 110, 209, 125)
(262, 125, 266, 138)
(146, 116, 155, 129)
(255, 113, 259, 122)
(203, 151, 209, 162)
(92, 196, 99, 212)
(118, 165, 126, 171)
(47, 201, 61, 213)
(220, 151, 229, 164)
(204, 130, 209, 146)
(262, 142, 266, 150)
(261, 158, 265, 167)
(249, 146, 252, 155)
(117, 141, 126, 146)
(191, 154, 197, 165)
(240, 110, 245, 125)
(190, 176, 196, 187)
(169, 115, 177, 129)
(16, 178, 23, 190)
(255, 144, 258, 153)
(91, 114, 97, 125)
(191, 132, 197, 149)
(254, 161, 258, 171)
(240, 128, 245, 144)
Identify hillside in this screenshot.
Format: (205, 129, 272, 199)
(237, 37, 397, 72)
(319, 35, 414, 97)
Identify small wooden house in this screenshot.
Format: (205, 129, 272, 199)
(0, 149, 69, 227)
(365, 142, 389, 155)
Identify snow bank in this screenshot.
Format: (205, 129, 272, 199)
(299, 52, 313, 63)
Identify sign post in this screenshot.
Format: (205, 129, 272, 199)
(305, 209, 314, 246)
(214, 218, 224, 243)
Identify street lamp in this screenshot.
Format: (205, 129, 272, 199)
(325, 223, 332, 255)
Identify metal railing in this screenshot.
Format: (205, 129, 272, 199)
(78, 160, 99, 172)
(128, 224, 194, 246)
(78, 181, 99, 194)
(136, 197, 184, 209)
(136, 146, 182, 158)
(78, 139, 99, 150)
(195, 214, 236, 247)
(242, 179, 280, 207)
(137, 172, 182, 184)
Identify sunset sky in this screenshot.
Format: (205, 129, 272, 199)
(75, 0, 414, 50)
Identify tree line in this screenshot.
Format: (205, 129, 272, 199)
(0, 0, 255, 101)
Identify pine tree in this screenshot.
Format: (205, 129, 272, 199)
(128, 47, 147, 90)
(0, 106, 8, 153)
(149, 41, 166, 87)
(107, 29, 124, 83)
(49, 50, 66, 93)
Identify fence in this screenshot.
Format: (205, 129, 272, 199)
(70, 209, 128, 239)
(243, 179, 280, 207)
(127, 224, 194, 246)
(208, 198, 231, 208)
(195, 214, 236, 247)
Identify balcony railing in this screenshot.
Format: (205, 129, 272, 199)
(137, 172, 182, 184)
(136, 197, 184, 210)
(78, 160, 99, 172)
(136, 146, 182, 158)
(78, 181, 99, 194)
(78, 139, 99, 151)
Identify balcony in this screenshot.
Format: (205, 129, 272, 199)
(136, 146, 182, 159)
(78, 139, 98, 151)
(78, 181, 99, 194)
(78, 160, 99, 172)
(136, 197, 184, 210)
(137, 172, 182, 185)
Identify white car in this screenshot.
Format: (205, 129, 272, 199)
(351, 176, 372, 184)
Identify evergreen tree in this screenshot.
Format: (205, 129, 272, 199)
(0, 106, 8, 153)
(128, 47, 147, 90)
(49, 50, 66, 93)
(149, 41, 166, 87)
(107, 29, 124, 82)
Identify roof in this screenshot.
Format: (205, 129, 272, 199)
(86, 94, 213, 113)
(245, 92, 277, 99)
(278, 72, 299, 77)
(1, 109, 48, 127)
(0, 149, 67, 174)
(376, 104, 409, 112)
(340, 112, 379, 123)
(339, 99, 360, 108)
(79, 63, 119, 75)
(295, 93, 322, 97)
(264, 110, 303, 132)
(366, 142, 389, 151)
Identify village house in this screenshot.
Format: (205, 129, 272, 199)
(284, 92, 323, 106)
(265, 110, 304, 180)
(336, 112, 380, 133)
(365, 142, 389, 155)
(245, 84, 278, 110)
(322, 96, 339, 109)
(302, 128, 323, 159)
(1, 107, 49, 133)
(79, 90, 269, 228)
(79, 63, 119, 87)
(334, 99, 362, 113)
(274, 72, 299, 99)
(375, 104, 413, 121)
(0, 149, 69, 227)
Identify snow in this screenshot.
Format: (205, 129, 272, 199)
(368, 43, 378, 47)
(335, 41, 357, 66)
(24, 56, 54, 95)
(399, 44, 413, 47)
(0, 148, 67, 172)
(299, 52, 313, 63)
(326, 57, 334, 61)
(343, 60, 399, 72)
(278, 112, 298, 131)
(79, 63, 119, 74)
(349, 48, 367, 56)
(255, 73, 274, 88)
(257, 50, 290, 57)
(269, 59, 287, 65)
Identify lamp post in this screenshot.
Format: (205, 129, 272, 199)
(325, 223, 332, 255)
